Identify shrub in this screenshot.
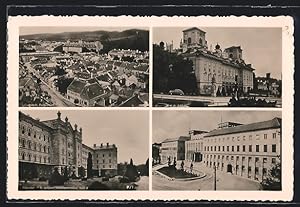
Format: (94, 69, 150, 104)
(48, 168, 65, 186)
(119, 176, 130, 183)
(39, 177, 47, 181)
(88, 181, 110, 190)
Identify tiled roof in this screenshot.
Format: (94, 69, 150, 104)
(133, 64, 149, 72)
(205, 117, 281, 137)
(96, 74, 111, 82)
(118, 94, 144, 107)
(183, 27, 206, 33)
(67, 79, 86, 94)
(80, 83, 105, 100)
(162, 136, 191, 143)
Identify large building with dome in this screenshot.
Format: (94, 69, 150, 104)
(179, 27, 254, 96)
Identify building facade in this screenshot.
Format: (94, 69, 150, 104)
(185, 130, 207, 162)
(19, 111, 118, 180)
(160, 136, 190, 164)
(183, 118, 281, 182)
(180, 27, 254, 96)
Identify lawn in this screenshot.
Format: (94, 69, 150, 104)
(158, 166, 198, 179)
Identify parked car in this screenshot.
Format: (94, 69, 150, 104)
(169, 89, 184, 96)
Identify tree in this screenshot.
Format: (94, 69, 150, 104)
(87, 152, 93, 178)
(261, 161, 281, 190)
(153, 44, 197, 94)
(124, 158, 139, 182)
(78, 166, 85, 178)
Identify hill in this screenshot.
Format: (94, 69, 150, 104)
(20, 29, 149, 52)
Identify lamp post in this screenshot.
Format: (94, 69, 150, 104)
(214, 163, 217, 191)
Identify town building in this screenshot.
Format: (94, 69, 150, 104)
(180, 27, 254, 96)
(19, 111, 118, 180)
(254, 73, 281, 97)
(183, 117, 281, 182)
(62, 40, 103, 53)
(160, 136, 190, 164)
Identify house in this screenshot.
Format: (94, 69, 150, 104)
(126, 75, 138, 87)
(118, 94, 146, 107)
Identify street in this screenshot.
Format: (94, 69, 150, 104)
(152, 164, 261, 191)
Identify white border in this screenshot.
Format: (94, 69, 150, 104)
(7, 16, 294, 201)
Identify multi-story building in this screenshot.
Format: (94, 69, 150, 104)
(184, 117, 281, 182)
(180, 27, 254, 96)
(18, 111, 118, 180)
(160, 136, 190, 164)
(185, 130, 208, 162)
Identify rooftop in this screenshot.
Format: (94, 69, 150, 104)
(183, 27, 206, 33)
(162, 136, 190, 143)
(205, 117, 281, 137)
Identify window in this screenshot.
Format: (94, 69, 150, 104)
(243, 145, 246, 152)
(249, 145, 252, 152)
(263, 158, 267, 163)
(256, 145, 259, 152)
(218, 146, 220, 151)
(214, 146, 216, 151)
(28, 128, 31, 136)
(22, 153, 25, 160)
(28, 141, 31, 149)
(34, 132, 36, 138)
(22, 126, 25, 134)
(231, 156, 234, 161)
(22, 139, 25, 147)
(222, 146, 225, 151)
(272, 144, 276, 152)
(264, 134, 267, 139)
(264, 145, 267, 152)
(263, 168, 267, 176)
(255, 157, 259, 163)
(43, 146, 46, 153)
(103, 159, 105, 163)
(103, 165, 105, 168)
(249, 135, 252, 140)
(273, 133, 276, 139)
(103, 154, 105, 157)
(109, 165, 112, 168)
(109, 159, 111, 163)
(272, 158, 276, 164)
(232, 146, 234, 152)
(237, 146, 240, 152)
(227, 146, 229, 152)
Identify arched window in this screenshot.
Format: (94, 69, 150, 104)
(34, 155, 37, 162)
(22, 126, 25, 134)
(28, 141, 31, 149)
(22, 153, 25, 160)
(28, 128, 31, 136)
(199, 38, 203, 45)
(43, 146, 46, 153)
(39, 144, 42, 152)
(22, 139, 26, 147)
(28, 154, 31, 161)
(39, 156, 42, 163)
(188, 37, 192, 44)
(34, 142, 37, 150)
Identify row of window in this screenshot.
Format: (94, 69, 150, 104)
(20, 125, 50, 142)
(96, 153, 113, 158)
(96, 165, 113, 169)
(96, 159, 113, 164)
(20, 139, 50, 153)
(205, 133, 278, 143)
(205, 161, 268, 177)
(204, 154, 277, 164)
(204, 144, 277, 153)
(20, 152, 50, 164)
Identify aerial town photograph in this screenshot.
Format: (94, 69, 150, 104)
(18, 110, 149, 190)
(152, 110, 281, 190)
(19, 27, 149, 107)
(153, 27, 282, 107)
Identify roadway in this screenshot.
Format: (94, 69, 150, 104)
(152, 164, 261, 191)
(24, 62, 75, 107)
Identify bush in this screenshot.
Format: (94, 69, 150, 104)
(119, 176, 130, 183)
(48, 168, 65, 186)
(88, 181, 110, 190)
(39, 177, 47, 181)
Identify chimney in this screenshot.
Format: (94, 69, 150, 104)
(107, 142, 109, 147)
(101, 143, 103, 147)
(74, 124, 78, 131)
(94, 144, 96, 148)
(79, 127, 82, 134)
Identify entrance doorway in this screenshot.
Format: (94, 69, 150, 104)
(227, 164, 233, 173)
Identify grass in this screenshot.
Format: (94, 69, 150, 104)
(158, 166, 198, 179)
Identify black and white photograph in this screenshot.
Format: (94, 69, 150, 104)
(152, 110, 282, 190)
(153, 27, 282, 107)
(18, 110, 149, 190)
(19, 27, 149, 107)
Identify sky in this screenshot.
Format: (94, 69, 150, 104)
(19, 27, 148, 36)
(153, 27, 282, 79)
(21, 110, 149, 165)
(152, 110, 282, 143)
